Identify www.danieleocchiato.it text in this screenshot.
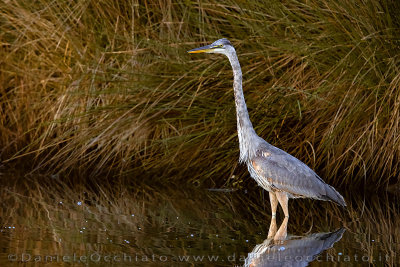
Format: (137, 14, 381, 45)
(7, 252, 395, 263)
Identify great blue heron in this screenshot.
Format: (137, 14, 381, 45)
(188, 38, 346, 222)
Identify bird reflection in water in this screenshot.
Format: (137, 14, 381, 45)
(245, 218, 345, 267)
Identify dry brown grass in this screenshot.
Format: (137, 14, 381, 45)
(1, 0, 400, 188)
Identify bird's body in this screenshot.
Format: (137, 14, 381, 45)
(188, 38, 346, 220)
(247, 141, 345, 203)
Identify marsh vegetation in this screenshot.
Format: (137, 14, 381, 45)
(1, 1, 400, 186)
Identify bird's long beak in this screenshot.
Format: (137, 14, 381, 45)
(187, 44, 214, 54)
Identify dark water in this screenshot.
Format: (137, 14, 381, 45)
(0, 173, 399, 266)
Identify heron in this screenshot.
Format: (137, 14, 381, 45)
(188, 38, 346, 223)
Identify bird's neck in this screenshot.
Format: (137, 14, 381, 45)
(227, 49, 258, 163)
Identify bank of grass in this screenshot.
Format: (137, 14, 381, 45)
(1, 0, 400, 188)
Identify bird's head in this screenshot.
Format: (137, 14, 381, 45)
(187, 38, 233, 55)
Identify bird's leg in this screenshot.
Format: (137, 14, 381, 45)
(269, 191, 278, 217)
(275, 191, 289, 218)
(274, 191, 289, 240)
(274, 216, 288, 241)
(267, 192, 278, 238)
(267, 217, 277, 239)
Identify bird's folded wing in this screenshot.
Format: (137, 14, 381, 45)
(251, 150, 330, 199)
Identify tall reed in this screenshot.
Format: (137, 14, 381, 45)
(1, 0, 400, 187)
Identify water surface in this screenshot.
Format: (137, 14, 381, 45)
(0, 173, 398, 266)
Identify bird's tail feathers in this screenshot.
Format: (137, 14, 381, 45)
(323, 185, 346, 207)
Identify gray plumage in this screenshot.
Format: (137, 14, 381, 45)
(248, 143, 346, 205)
(188, 38, 346, 209)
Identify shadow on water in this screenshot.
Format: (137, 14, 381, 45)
(0, 172, 399, 266)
